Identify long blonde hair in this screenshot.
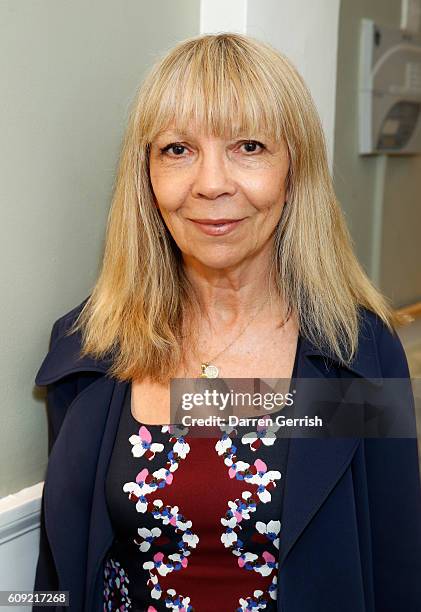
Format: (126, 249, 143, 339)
(68, 32, 407, 384)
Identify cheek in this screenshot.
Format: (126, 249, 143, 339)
(240, 163, 287, 197)
(150, 169, 188, 211)
(244, 175, 287, 212)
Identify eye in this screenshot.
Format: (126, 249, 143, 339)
(158, 139, 266, 158)
(159, 142, 188, 157)
(238, 140, 266, 154)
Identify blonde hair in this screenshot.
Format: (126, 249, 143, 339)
(68, 32, 408, 384)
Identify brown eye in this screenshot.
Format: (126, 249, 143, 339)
(240, 140, 265, 153)
(160, 143, 188, 156)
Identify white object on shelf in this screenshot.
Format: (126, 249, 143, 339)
(359, 18, 421, 155)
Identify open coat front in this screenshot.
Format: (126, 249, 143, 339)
(32, 299, 421, 612)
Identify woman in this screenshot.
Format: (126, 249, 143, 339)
(33, 33, 421, 612)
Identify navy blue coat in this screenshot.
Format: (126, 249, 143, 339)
(33, 298, 421, 611)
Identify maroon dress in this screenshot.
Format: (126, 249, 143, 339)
(103, 343, 299, 612)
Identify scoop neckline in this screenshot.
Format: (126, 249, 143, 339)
(127, 334, 301, 428)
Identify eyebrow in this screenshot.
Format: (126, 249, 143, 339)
(155, 129, 191, 139)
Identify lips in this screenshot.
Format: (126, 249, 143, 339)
(190, 218, 245, 224)
(188, 217, 246, 236)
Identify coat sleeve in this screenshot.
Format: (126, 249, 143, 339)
(33, 319, 79, 601)
(33, 317, 102, 607)
(364, 320, 421, 611)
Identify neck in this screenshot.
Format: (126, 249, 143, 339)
(182, 247, 280, 327)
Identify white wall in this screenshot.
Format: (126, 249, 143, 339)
(200, 0, 247, 33)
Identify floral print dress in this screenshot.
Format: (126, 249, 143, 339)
(104, 348, 299, 612)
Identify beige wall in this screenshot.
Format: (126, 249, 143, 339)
(0, 0, 200, 497)
(334, 0, 421, 307)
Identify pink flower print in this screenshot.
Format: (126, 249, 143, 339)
(221, 494, 258, 552)
(238, 551, 258, 568)
(258, 550, 277, 576)
(228, 460, 250, 479)
(237, 550, 276, 576)
(244, 459, 281, 503)
(122, 470, 158, 513)
(143, 552, 173, 577)
(136, 467, 150, 484)
(168, 552, 189, 567)
(129, 426, 164, 460)
(153, 467, 174, 485)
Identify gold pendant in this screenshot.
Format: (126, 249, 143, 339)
(200, 363, 219, 378)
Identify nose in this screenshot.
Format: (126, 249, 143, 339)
(191, 144, 236, 200)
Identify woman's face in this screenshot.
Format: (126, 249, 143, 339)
(149, 125, 290, 269)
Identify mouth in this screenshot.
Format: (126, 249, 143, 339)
(187, 217, 246, 236)
(189, 218, 245, 224)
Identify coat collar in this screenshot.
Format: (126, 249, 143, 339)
(35, 328, 111, 386)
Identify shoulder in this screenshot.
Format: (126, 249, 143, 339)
(359, 306, 410, 378)
(35, 296, 110, 386)
(49, 296, 90, 346)
(365, 309, 409, 378)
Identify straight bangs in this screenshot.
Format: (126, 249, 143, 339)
(139, 36, 287, 147)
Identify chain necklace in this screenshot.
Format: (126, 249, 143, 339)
(198, 298, 290, 378)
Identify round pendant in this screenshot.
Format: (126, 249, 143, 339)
(200, 363, 219, 378)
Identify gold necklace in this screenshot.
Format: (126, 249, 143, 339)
(199, 298, 289, 378)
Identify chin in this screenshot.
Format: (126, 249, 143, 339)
(195, 253, 245, 269)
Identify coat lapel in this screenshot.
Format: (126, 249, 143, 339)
(36, 306, 384, 607)
(84, 379, 128, 612)
(278, 315, 383, 568)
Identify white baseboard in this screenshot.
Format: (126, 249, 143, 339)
(0, 482, 43, 608)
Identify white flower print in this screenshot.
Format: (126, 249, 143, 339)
(135, 526, 162, 552)
(128, 425, 164, 460)
(182, 531, 199, 548)
(241, 418, 281, 451)
(221, 529, 238, 547)
(255, 519, 281, 549)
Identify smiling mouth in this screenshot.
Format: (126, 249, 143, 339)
(188, 218, 246, 224)
(187, 217, 246, 236)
